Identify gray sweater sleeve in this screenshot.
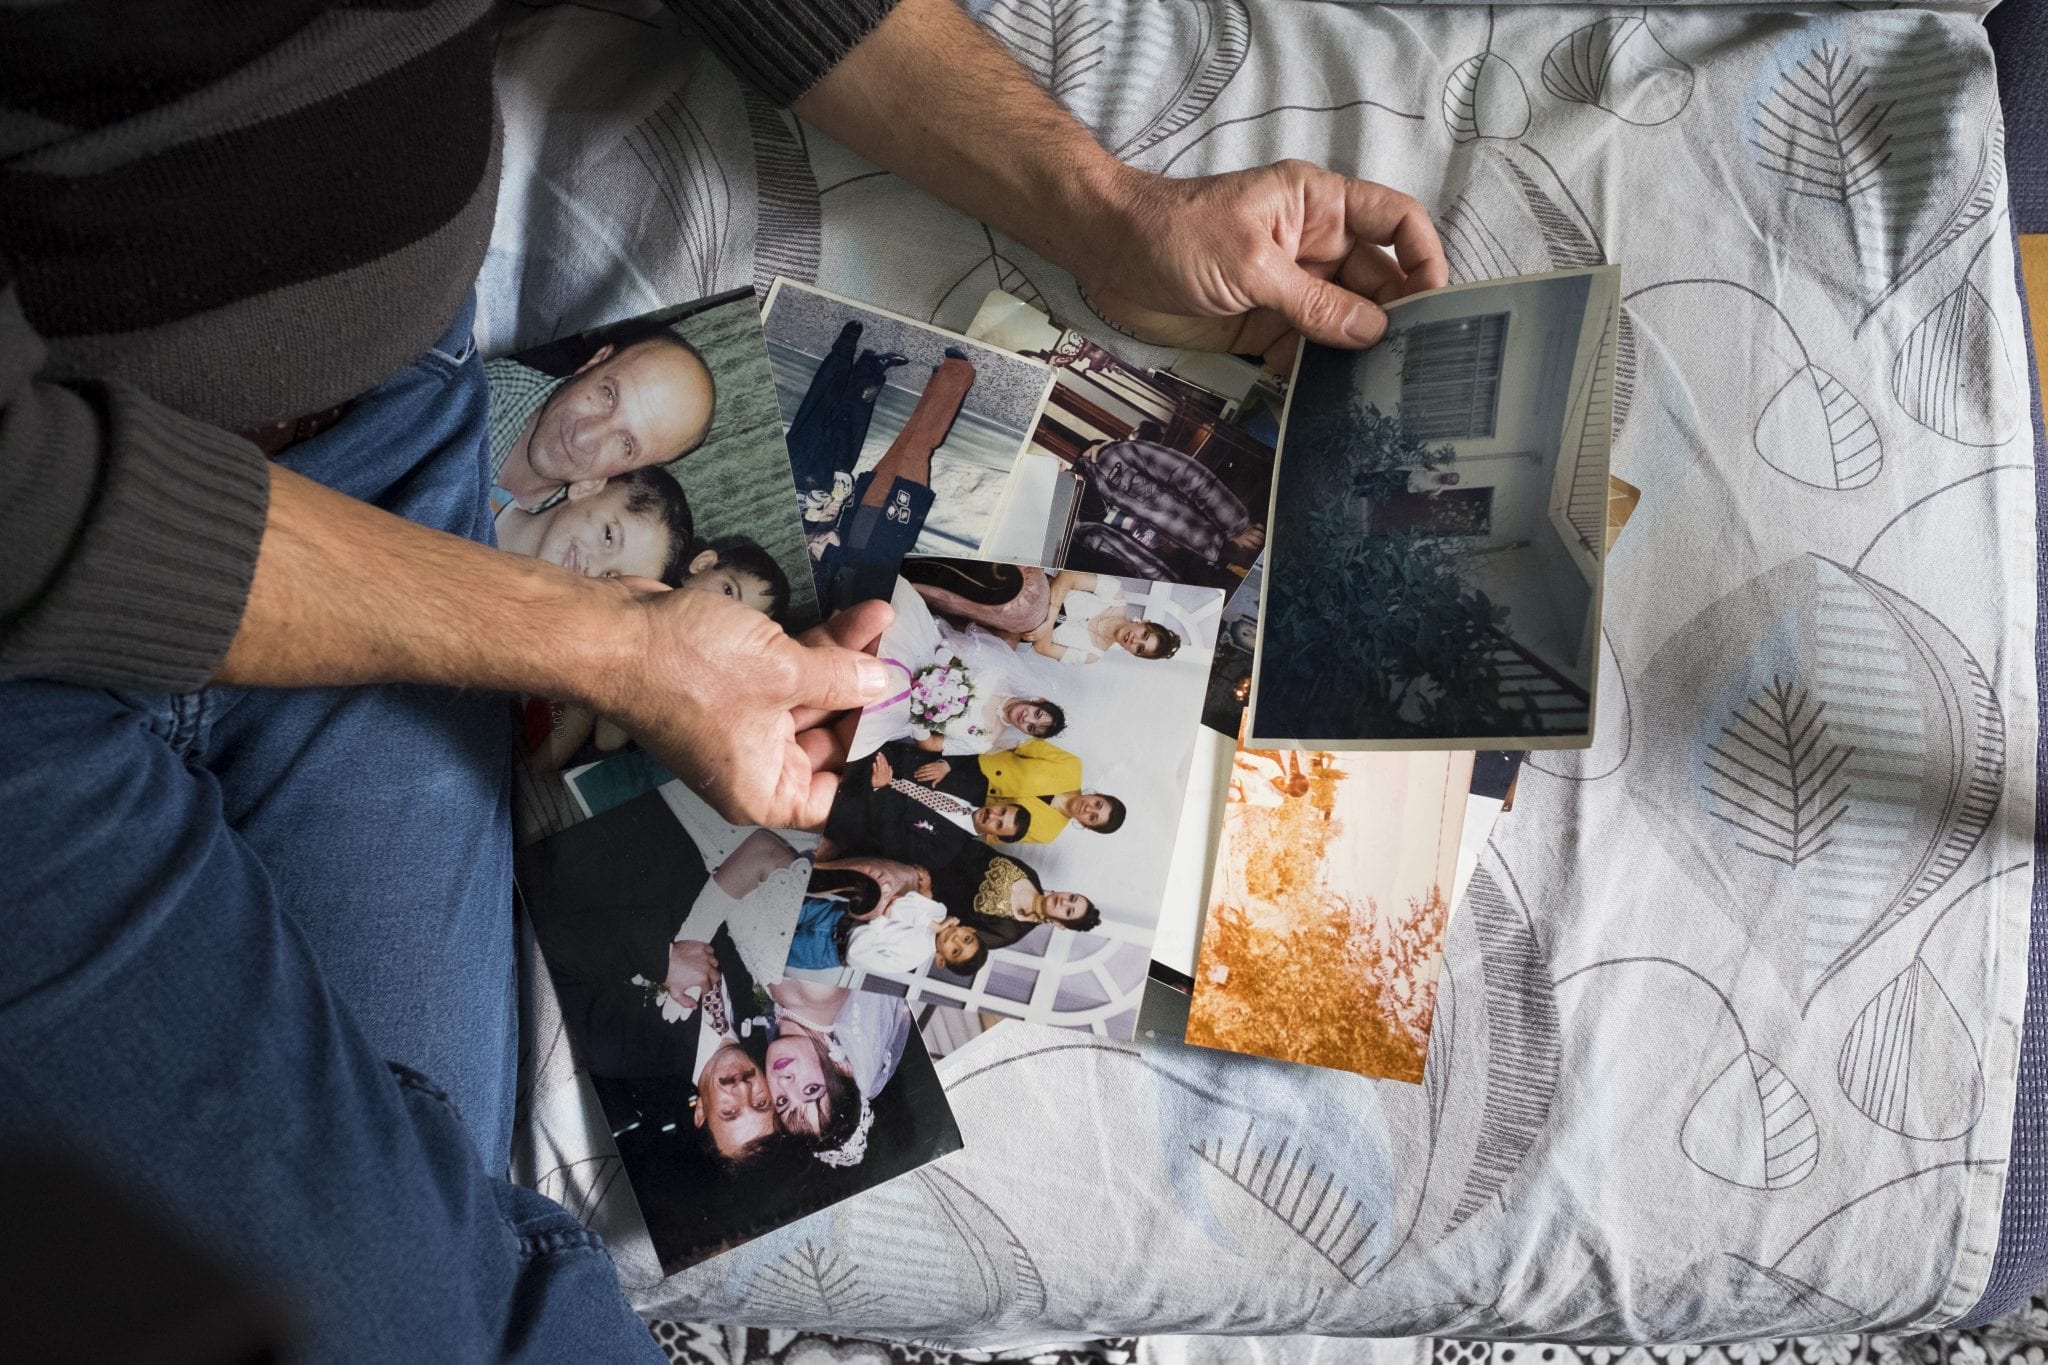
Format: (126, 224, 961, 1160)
(672, 0, 903, 107)
(0, 271, 271, 691)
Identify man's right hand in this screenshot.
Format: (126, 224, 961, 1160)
(913, 759, 949, 786)
(587, 587, 894, 830)
(665, 939, 718, 1005)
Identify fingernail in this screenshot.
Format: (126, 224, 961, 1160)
(1344, 303, 1385, 345)
(858, 659, 894, 697)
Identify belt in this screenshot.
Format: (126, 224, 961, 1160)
(238, 402, 352, 457)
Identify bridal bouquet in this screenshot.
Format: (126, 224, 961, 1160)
(907, 654, 976, 740)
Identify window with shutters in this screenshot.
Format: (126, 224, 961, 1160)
(1398, 313, 1509, 441)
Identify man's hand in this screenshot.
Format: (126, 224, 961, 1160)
(913, 759, 949, 786)
(587, 589, 894, 830)
(665, 939, 718, 1006)
(217, 468, 893, 835)
(1231, 525, 1267, 552)
(870, 750, 895, 790)
(795, 0, 1447, 375)
(818, 854, 923, 909)
(1083, 163, 1448, 370)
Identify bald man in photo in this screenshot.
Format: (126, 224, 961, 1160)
(487, 329, 718, 514)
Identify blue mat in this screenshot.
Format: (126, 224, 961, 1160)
(1991, 0, 2046, 232)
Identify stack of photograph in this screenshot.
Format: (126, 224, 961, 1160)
(496, 290, 966, 1275)
(1175, 265, 1623, 1081)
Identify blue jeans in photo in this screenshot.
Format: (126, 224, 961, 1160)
(0, 299, 664, 1363)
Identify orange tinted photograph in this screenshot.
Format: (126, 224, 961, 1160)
(1186, 746, 1473, 1081)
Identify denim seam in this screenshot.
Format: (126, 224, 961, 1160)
(163, 691, 208, 760)
(514, 1225, 608, 1262)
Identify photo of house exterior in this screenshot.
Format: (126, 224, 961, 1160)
(1248, 267, 1619, 749)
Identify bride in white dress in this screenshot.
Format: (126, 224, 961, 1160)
(854, 577, 1068, 758)
(761, 981, 911, 1167)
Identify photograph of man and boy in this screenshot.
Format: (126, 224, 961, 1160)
(965, 290, 1279, 594)
(1248, 266, 1619, 750)
(484, 290, 815, 779)
(784, 558, 1224, 1040)
(761, 280, 1054, 614)
(515, 787, 960, 1273)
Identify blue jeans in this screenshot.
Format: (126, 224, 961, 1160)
(0, 301, 663, 1363)
(788, 896, 852, 970)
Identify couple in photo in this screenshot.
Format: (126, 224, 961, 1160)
(903, 560, 1183, 665)
(517, 792, 897, 1178)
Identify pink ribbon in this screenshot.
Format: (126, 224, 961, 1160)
(861, 657, 918, 715)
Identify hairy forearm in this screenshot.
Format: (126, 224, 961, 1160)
(217, 465, 625, 704)
(793, 0, 1142, 279)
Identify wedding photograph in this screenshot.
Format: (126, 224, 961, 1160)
(1185, 746, 1477, 1081)
(786, 557, 1224, 1041)
(515, 788, 961, 1274)
(1247, 266, 1620, 751)
(761, 279, 1054, 613)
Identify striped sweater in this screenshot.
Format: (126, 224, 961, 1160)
(0, 0, 897, 690)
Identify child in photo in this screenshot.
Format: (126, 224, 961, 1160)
(492, 465, 695, 585)
(787, 865, 989, 976)
(675, 536, 791, 618)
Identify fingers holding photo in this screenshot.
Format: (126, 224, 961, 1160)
(788, 598, 895, 732)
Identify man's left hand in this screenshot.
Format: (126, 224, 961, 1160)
(1081, 161, 1448, 371)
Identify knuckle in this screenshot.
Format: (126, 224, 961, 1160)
(1294, 284, 1345, 332)
(757, 648, 802, 698)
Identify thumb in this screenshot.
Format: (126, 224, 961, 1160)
(784, 633, 897, 714)
(1256, 252, 1387, 348)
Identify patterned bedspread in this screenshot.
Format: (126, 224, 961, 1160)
(491, 0, 2045, 1343)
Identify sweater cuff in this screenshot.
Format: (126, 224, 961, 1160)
(676, 0, 902, 107)
(3, 384, 269, 692)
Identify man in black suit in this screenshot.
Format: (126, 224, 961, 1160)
(821, 751, 1027, 857)
(515, 789, 777, 1159)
